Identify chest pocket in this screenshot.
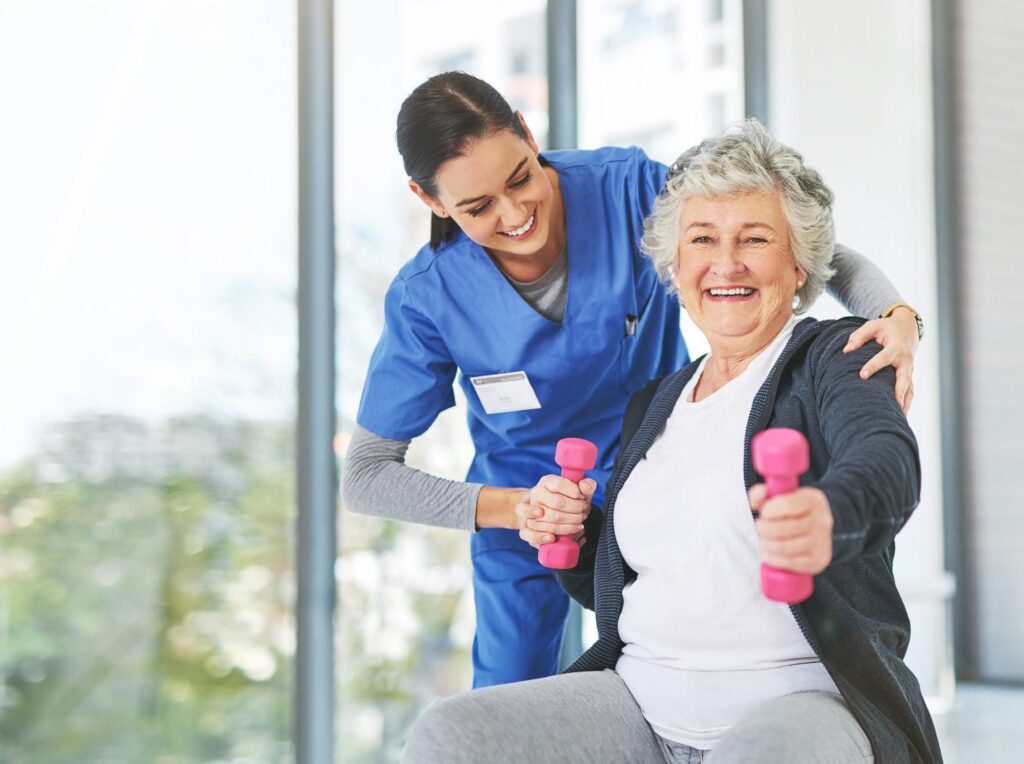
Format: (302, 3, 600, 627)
(618, 262, 663, 393)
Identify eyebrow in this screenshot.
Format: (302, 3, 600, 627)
(684, 222, 776, 232)
(456, 157, 530, 207)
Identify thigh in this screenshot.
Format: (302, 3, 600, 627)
(403, 669, 667, 764)
(471, 543, 569, 687)
(707, 692, 873, 764)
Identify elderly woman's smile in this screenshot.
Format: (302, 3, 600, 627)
(676, 191, 805, 354)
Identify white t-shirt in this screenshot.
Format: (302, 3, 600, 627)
(614, 316, 838, 749)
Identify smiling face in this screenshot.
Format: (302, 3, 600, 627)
(675, 191, 805, 354)
(409, 124, 562, 268)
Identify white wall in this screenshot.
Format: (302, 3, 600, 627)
(767, 0, 953, 707)
(956, 0, 1024, 681)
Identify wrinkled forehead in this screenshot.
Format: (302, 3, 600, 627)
(678, 190, 787, 229)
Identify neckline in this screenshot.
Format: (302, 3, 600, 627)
(474, 163, 574, 327)
(683, 316, 799, 406)
(504, 246, 568, 289)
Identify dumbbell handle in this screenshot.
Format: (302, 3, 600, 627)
(561, 466, 586, 483)
(764, 473, 799, 497)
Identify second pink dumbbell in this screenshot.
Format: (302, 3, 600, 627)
(751, 428, 813, 604)
(537, 437, 598, 570)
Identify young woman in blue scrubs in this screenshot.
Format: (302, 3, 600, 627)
(342, 72, 924, 689)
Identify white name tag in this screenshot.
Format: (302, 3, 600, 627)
(469, 371, 542, 415)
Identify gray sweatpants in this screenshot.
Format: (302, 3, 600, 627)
(403, 669, 873, 763)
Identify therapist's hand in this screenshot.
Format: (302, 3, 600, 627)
(749, 484, 833, 575)
(843, 307, 919, 413)
(516, 475, 595, 550)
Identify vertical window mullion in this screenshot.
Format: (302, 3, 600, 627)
(547, 0, 585, 669)
(297, 0, 337, 761)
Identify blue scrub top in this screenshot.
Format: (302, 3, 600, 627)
(357, 146, 689, 547)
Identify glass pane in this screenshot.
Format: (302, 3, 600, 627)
(579, 0, 746, 361)
(0, 2, 296, 761)
(336, 1, 546, 761)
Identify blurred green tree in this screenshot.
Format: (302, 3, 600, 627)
(1, 412, 471, 763)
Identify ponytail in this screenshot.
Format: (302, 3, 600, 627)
(430, 214, 462, 250)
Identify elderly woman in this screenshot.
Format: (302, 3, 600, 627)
(402, 120, 942, 764)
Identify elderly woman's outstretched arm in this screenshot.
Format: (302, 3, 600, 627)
(750, 320, 921, 574)
(811, 321, 922, 564)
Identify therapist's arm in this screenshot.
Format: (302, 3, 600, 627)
(342, 426, 520, 531)
(476, 486, 528, 530)
(827, 244, 901, 317)
(827, 244, 921, 412)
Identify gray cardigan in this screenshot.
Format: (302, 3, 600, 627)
(557, 317, 942, 763)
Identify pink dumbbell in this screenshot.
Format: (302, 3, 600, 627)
(751, 428, 813, 604)
(537, 437, 599, 570)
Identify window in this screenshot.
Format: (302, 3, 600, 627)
(335, 2, 547, 760)
(1, 3, 747, 760)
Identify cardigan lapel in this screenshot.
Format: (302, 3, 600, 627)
(609, 365, 698, 497)
(592, 360, 702, 628)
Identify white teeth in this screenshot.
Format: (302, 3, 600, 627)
(709, 287, 754, 296)
(503, 213, 534, 237)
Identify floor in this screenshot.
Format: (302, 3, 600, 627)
(934, 683, 1023, 762)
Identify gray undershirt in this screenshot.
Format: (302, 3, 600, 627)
(504, 248, 568, 323)
(341, 243, 901, 531)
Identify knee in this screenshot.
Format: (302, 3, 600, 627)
(402, 694, 475, 764)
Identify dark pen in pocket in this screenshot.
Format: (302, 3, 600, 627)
(624, 314, 637, 337)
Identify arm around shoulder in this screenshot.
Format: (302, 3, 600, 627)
(827, 244, 903, 319)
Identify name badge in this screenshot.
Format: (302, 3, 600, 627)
(469, 371, 542, 415)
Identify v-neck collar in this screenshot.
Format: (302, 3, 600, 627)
(472, 161, 575, 328)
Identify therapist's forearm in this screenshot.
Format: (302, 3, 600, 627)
(827, 243, 902, 318)
(342, 426, 482, 531)
(476, 486, 527, 530)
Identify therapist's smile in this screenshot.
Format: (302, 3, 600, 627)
(499, 209, 538, 240)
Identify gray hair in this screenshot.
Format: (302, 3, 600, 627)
(640, 118, 835, 313)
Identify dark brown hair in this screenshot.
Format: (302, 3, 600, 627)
(396, 71, 528, 249)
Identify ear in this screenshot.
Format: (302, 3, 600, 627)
(515, 111, 541, 155)
(408, 180, 449, 219)
(795, 266, 807, 289)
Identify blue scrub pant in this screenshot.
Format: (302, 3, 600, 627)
(470, 529, 571, 688)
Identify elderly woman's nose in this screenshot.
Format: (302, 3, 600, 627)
(710, 242, 746, 273)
